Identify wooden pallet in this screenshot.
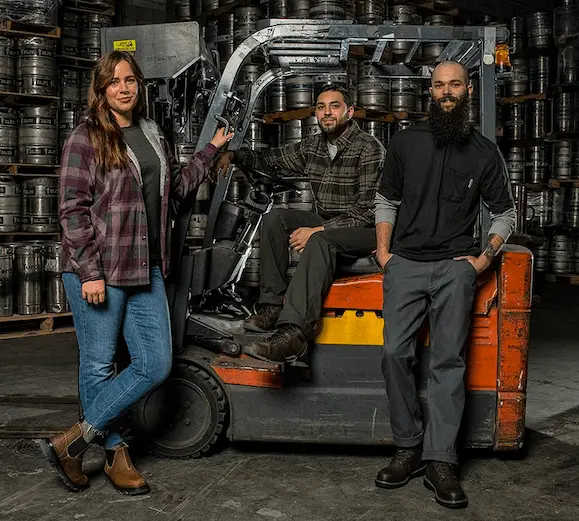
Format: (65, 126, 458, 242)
(0, 90, 60, 107)
(0, 231, 60, 238)
(0, 20, 60, 39)
(263, 107, 422, 124)
(56, 54, 96, 70)
(0, 163, 60, 176)
(63, 0, 115, 16)
(544, 273, 579, 285)
(499, 93, 547, 105)
(0, 312, 74, 340)
(549, 179, 579, 188)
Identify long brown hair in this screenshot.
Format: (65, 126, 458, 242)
(86, 51, 147, 171)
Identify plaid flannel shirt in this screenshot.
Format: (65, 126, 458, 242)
(59, 118, 218, 286)
(234, 120, 386, 228)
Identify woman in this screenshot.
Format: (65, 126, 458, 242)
(39, 51, 233, 495)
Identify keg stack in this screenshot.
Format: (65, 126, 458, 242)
(500, 12, 554, 255)
(0, 240, 69, 317)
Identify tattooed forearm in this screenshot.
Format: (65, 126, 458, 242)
(482, 233, 504, 263)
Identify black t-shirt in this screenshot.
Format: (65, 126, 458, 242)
(378, 122, 513, 261)
(122, 124, 162, 264)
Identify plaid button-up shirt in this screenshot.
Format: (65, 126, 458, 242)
(59, 117, 218, 286)
(235, 120, 386, 228)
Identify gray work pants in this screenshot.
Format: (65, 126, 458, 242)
(381, 254, 477, 464)
(259, 208, 376, 333)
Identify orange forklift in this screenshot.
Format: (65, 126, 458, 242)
(102, 19, 533, 458)
(132, 163, 533, 459)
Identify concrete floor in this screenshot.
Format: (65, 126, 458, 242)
(0, 281, 578, 521)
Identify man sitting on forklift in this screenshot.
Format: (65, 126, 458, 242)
(374, 61, 516, 508)
(212, 83, 386, 363)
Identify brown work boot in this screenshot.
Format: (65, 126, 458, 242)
(245, 304, 282, 332)
(104, 444, 150, 496)
(424, 461, 468, 509)
(375, 446, 426, 489)
(246, 324, 308, 362)
(38, 422, 91, 492)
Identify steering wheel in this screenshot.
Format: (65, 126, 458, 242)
(239, 165, 301, 192)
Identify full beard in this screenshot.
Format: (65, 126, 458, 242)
(428, 94, 472, 147)
(318, 113, 351, 140)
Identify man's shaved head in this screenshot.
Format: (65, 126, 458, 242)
(432, 61, 470, 86)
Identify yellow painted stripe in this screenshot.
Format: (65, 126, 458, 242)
(316, 310, 384, 345)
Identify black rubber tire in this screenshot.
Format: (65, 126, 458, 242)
(132, 362, 228, 459)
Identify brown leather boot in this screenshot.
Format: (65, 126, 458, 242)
(246, 324, 308, 362)
(38, 422, 90, 492)
(245, 304, 282, 332)
(104, 444, 150, 496)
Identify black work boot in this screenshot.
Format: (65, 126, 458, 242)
(245, 304, 283, 332)
(375, 446, 426, 489)
(424, 461, 468, 509)
(246, 324, 308, 362)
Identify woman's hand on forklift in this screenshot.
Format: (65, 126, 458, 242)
(210, 127, 235, 149)
(212, 151, 234, 178)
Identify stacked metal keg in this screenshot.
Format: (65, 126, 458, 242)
(566, 186, 579, 228)
(0, 0, 58, 26)
(44, 241, 68, 313)
(217, 12, 235, 70)
(0, 175, 21, 232)
(356, 0, 385, 24)
(558, 41, 579, 85)
(21, 176, 59, 232)
(554, 0, 579, 45)
(526, 189, 552, 229)
(60, 12, 80, 57)
(390, 4, 422, 63)
(533, 236, 549, 272)
(526, 12, 552, 51)
(526, 145, 550, 185)
(234, 6, 262, 48)
(80, 14, 113, 62)
(509, 16, 526, 56)
(508, 58, 529, 97)
(423, 14, 454, 62)
(18, 106, 58, 166)
(549, 234, 575, 274)
(505, 147, 525, 184)
(17, 37, 57, 96)
(0, 107, 18, 164)
(0, 36, 16, 92)
(0, 243, 13, 317)
(238, 63, 267, 116)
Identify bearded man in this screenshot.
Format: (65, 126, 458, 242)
(373, 61, 516, 508)
(213, 84, 386, 362)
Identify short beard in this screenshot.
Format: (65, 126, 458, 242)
(428, 94, 472, 147)
(318, 113, 351, 140)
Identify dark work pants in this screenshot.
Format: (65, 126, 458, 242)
(259, 208, 377, 333)
(381, 255, 477, 464)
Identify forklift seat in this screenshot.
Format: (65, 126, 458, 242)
(324, 264, 498, 314)
(335, 255, 381, 276)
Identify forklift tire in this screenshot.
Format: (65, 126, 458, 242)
(132, 362, 229, 459)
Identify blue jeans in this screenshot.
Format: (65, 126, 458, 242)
(63, 267, 172, 450)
